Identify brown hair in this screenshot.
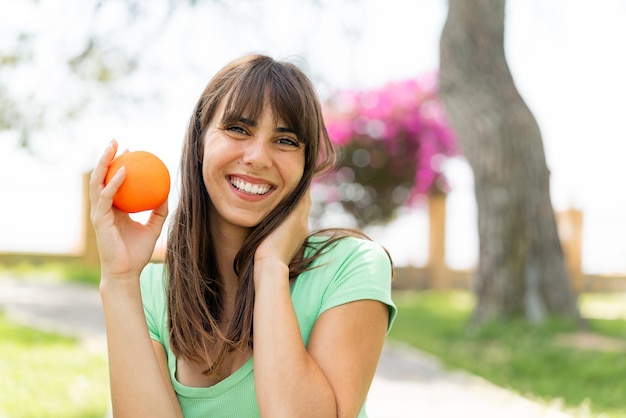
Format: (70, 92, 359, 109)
(165, 54, 340, 374)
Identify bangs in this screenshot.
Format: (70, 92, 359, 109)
(198, 54, 335, 176)
(220, 62, 317, 148)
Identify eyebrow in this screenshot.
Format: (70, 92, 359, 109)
(237, 117, 297, 136)
(275, 126, 297, 135)
(238, 117, 256, 127)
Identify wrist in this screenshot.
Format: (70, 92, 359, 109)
(99, 272, 143, 300)
(253, 258, 290, 290)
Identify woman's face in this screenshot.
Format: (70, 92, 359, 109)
(202, 100, 306, 232)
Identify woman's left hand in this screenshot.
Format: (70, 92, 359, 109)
(255, 191, 311, 266)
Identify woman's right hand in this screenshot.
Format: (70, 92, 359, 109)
(89, 140, 168, 283)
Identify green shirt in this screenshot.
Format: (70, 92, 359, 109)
(140, 235, 397, 418)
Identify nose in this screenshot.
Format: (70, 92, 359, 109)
(241, 138, 272, 170)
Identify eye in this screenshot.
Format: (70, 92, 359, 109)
(276, 136, 301, 148)
(226, 125, 248, 135)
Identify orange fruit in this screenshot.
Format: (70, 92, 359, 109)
(104, 150, 170, 213)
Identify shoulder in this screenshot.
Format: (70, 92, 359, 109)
(306, 234, 393, 276)
(300, 234, 397, 329)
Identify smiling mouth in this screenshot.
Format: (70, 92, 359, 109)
(228, 176, 273, 196)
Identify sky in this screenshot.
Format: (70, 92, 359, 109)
(0, 0, 625, 274)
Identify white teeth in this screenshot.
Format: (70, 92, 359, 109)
(230, 177, 271, 195)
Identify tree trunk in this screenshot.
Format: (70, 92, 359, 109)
(438, 0, 583, 326)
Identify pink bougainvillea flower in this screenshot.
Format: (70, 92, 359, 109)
(320, 74, 458, 226)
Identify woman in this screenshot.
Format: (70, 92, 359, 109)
(90, 54, 396, 418)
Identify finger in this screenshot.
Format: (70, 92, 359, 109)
(93, 165, 126, 221)
(297, 189, 312, 218)
(300, 190, 312, 232)
(93, 140, 118, 183)
(89, 140, 118, 207)
(145, 199, 169, 237)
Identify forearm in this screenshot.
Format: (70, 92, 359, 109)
(253, 259, 337, 418)
(100, 278, 182, 418)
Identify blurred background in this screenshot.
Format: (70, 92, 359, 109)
(3, 1, 626, 417)
(1, 0, 625, 274)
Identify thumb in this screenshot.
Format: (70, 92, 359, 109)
(145, 199, 169, 238)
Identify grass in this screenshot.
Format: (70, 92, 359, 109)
(3, 261, 626, 416)
(0, 311, 110, 418)
(388, 290, 626, 417)
(0, 260, 101, 287)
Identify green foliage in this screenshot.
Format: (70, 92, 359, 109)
(0, 84, 20, 131)
(60, 262, 102, 287)
(0, 260, 101, 287)
(589, 317, 626, 339)
(320, 77, 457, 227)
(321, 135, 420, 225)
(0, 312, 109, 418)
(389, 290, 626, 417)
(67, 38, 138, 83)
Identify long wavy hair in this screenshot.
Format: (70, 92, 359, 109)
(165, 54, 345, 374)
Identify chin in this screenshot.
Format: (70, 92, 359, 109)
(228, 214, 267, 230)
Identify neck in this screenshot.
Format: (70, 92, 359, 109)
(210, 220, 252, 304)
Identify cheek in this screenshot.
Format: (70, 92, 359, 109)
(201, 137, 226, 174)
(286, 157, 306, 189)
(201, 148, 222, 192)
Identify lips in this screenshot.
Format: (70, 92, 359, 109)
(228, 176, 273, 196)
